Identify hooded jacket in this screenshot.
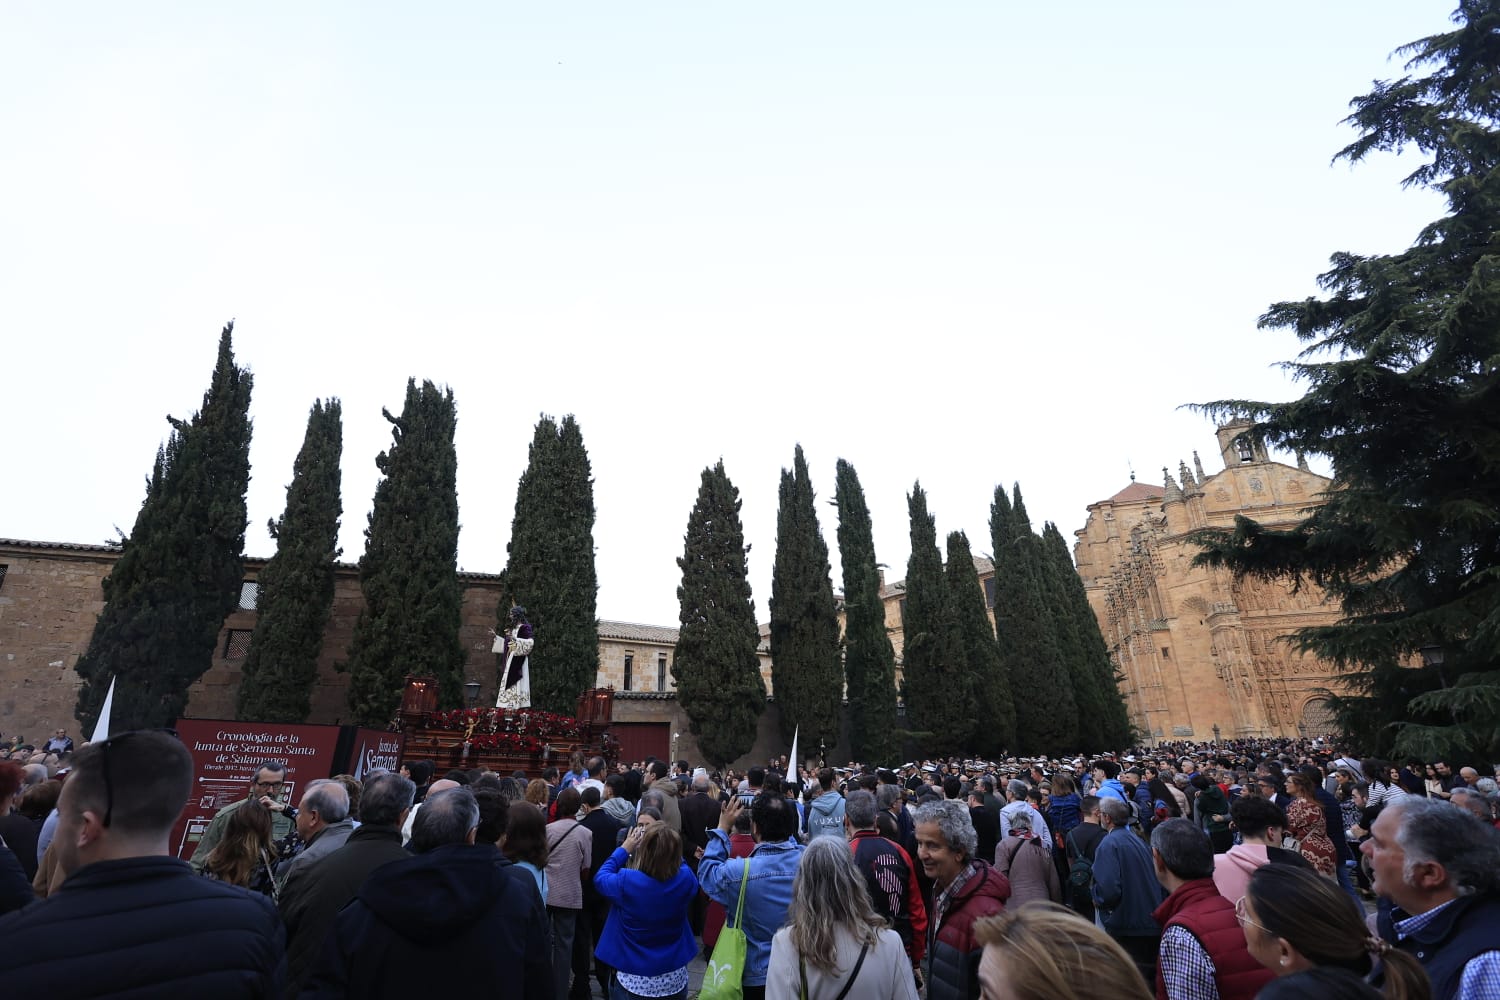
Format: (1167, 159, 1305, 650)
(1210, 843, 1311, 903)
(302, 843, 551, 1000)
(807, 790, 847, 839)
(926, 861, 1010, 1000)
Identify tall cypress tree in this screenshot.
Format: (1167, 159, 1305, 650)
(74, 323, 253, 732)
(343, 380, 464, 726)
(834, 459, 899, 763)
(672, 462, 766, 768)
(768, 445, 842, 748)
(946, 531, 1014, 756)
(497, 414, 600, 714)
(1041, 522, 1134, 749)
(899, 483, 949, 754)
(237, 398, 343, 722)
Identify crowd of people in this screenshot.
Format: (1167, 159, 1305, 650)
(0, 732, 1497, 999)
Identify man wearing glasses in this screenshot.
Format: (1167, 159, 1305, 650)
(189, 761, 295, 874)
(0, 729, 285, 994)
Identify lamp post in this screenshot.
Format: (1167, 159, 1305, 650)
(671, 731, 680, 765)
(463, 680, 481, 708)
(1212, 724, 1221, 745)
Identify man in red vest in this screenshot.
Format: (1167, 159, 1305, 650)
(1150, 818, 1273, 1000)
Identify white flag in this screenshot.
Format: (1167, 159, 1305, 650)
(90, 676, 116, 744)
(788, 726, 799, 785)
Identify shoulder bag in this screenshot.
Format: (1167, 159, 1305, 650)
(700, 858, 751, 1000)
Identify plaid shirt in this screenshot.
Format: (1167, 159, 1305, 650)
(927, 861, 978, 958)
(1393, 901, 1500, 1000)
(1159, 925, 1218, 1000)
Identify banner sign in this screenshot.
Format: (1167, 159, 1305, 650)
(170, 718, 342, 861)
(349, 727, 406, 780)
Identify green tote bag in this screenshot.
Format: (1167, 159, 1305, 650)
(699, 859, 751, 1000)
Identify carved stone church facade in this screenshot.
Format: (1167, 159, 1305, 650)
(1072, 423, 1345, 742)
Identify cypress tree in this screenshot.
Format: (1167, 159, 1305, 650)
(497, 414, 600, 714)
(343, 380, 464, 726)
(1194, 5, 1500, 759)
(74, 323, 253, 732)
(946, 531, 1014, 756)
(237, 398, 343, 722)
(1042, 522, 1134, 749)
(672, 462, 766, 768)
(768, 445, 842, 748)
(833, 459, 899, 763)
(899, 483, 950, 754)
(991, 485, 1077, 755)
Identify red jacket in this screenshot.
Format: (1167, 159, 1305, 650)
(1152, 878, 1273, 1000)
(927, 861, 1010, 1000)
(848, 830, 928, 961)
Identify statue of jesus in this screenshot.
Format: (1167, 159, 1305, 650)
(491, 606, 535, 709)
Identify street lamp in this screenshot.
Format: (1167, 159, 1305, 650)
(463, 680, 481, 707)
(1212, 724, 1221, 745)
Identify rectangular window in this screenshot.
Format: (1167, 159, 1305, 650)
(657, 654, 668, 692)
(623, 653, 633, 692)
(223, 629, 253, 659)
(1161, 647, 1171, 659)
(983, 577, 997, 609)
(898, 598, 906, 627)
(238, 580, 259, 611)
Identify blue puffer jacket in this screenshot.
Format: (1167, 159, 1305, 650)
(698, 830, 804, 986)
(0, 855, 284, 995)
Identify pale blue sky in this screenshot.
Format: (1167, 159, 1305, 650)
(1, 2, 1453, 625)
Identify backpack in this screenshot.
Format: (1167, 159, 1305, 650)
(1065, 828, 1094, 888)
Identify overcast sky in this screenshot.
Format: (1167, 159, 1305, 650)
(1, 3, 1452, 627)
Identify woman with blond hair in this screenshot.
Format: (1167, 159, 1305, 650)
(594, 821, 698, 1000)
(766, 836, 917, 1000)
(974, 902, 1151, 1000)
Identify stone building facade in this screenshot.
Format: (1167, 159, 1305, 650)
(1071, 423, 1345, 742)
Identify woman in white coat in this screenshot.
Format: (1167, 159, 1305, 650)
(766, 837, 918, 1000)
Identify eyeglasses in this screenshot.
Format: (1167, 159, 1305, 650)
(98, 728, 180, 828)
(1234, 895, 1273, 936)
(253, 778, 286, 789)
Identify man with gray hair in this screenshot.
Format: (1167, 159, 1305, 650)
(845, 789, 927, 967)
(1092, 796, 1165, 986)
(306, 787, 552, 998)
(276, 779, 353, 883)
(1367, 797, 1500, 998)
(279, 771, 416, 995)
(912, 798, 1008, 1000)
(998, 778, 1051, 852)
(1150, 819, 1272, 1000)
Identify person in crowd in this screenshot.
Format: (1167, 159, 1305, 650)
(807, 767, 848, 840)
(1094, 760, 1130, 803)
(303, 787, 551, 999)
(3, 776, 59, 884)
(1048, 773, 1083, 837)
(702, 806, 757, 955)
(1285, 772, 1337, 877)
(189, 760, 294, 873)
(1361, 759, 1409, 811)
(0, 761, 35, 913)
(603, 772, 638, 827)
(645, 760, 684, 834)
(279, 770, 416, 995)
(400, 776, 459, 843)
(913, 798, 1011, 1000)
(880, 781, 917, 848)
(699, 793, 806, 1000)
(975, 902, 1153, 1000)
(1448, 787, 1493, 826)
(1148, 769, 1182, 820)
(1150, 818, 1273, 1000)
(845, 789, 927, 968)
(968, 786, 1000, 863)
(1212, 795, 1311, 901)
(200, 794, 280, 897)
(1123, 768, 1155, 824)
(594, 821, 699, 1000)
(993, 810, 1060, 908)
(1093, 797, 1167, 985)
(525, 776, 552, 812)
(503, 797, 551, 899)
(767, 836, 918, 1000)
(0, 730, 285, 995)
(999, 779, 1052, 850)
(1238, 864, 1429, 999)
(1366, 798, 1500, 997)
(1258, 968, 1388, 1000)
(578, 785, 625, 997)
(276, 778, 353, 883)
(1191, 775, 1233, 854)
(42, 728, 73, 755)
(1424, 765, 1444, 799)
(1066, 795, 1107, 921)
(545, 785, 594, 1000)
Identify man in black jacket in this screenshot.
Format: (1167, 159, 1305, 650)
(0, 729, 285, 996)
(279, 769, 416, 995)
(303, 787, 552, 999)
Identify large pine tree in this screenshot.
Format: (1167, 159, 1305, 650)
(833, 459, 899, 763)
(1194, 4, 1500, 759)
(991, 484, 1077, 755)
(237, 398, 343, 723)
(74, 323, 253, 732)
(497, 414, 600, 713)
(343, 380, 464, 726)
(672, 462, 766, 768)
(768, 445, 842, 748)
(1041, 522, 1134, 749)
(899, 483, 950, 754)
(946, 531, 1015, 756)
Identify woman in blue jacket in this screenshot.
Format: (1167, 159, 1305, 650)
(594, 821, 699, 1000)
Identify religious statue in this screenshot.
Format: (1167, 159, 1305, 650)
(491, 606, 535, 709)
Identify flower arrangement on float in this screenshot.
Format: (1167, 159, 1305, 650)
(426, 707, 585, 741)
